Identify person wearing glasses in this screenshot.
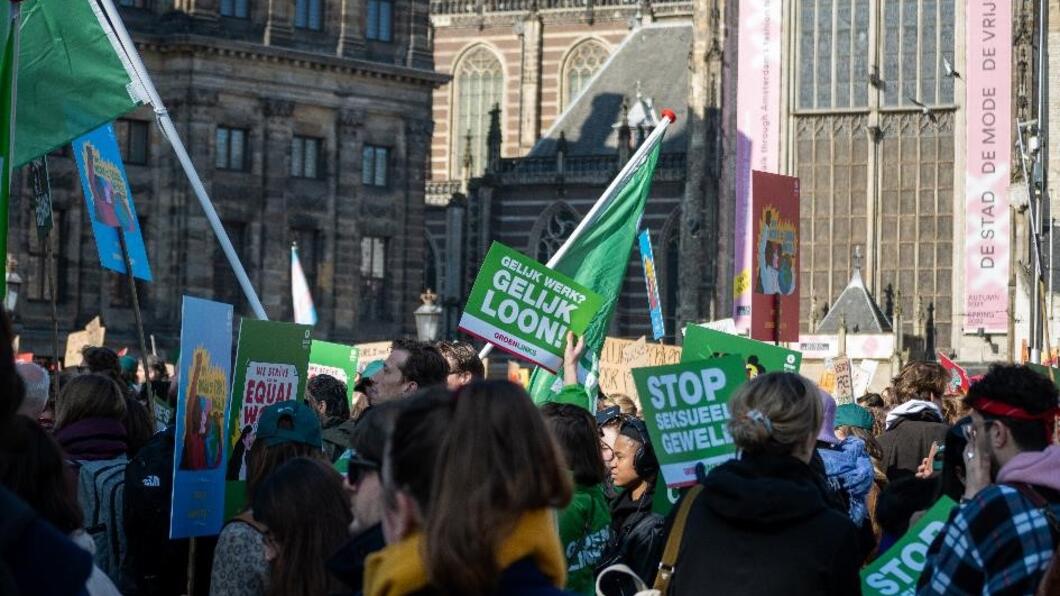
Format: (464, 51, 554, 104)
(917, 364, 1060, 595)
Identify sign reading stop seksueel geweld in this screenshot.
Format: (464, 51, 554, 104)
(633, 355, 747, 487)
(459, 242, 603, 372)
(861, 496, 956, 595)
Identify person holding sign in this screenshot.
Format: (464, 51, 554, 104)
(664, 373, 862, 596)
(917, 365, 1060, 595)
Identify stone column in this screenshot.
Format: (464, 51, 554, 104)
(333, 108, 364, 337)
(517, 13, 542, 151)
(337, 0, 366, 59)
(264, 0, 293, 46)
(259, 99, 294, 318)
(396, 118, 433, 335)
(185, 90, 220, 302)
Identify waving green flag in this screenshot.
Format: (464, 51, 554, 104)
(527, 140, 663, 408)
(0, 1, 19, 300)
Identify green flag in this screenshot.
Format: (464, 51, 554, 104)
(16, 0, 144, 166)
(0, 1, 19, 300)
(527, 141, 662, 407)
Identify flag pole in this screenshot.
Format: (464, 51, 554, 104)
(116, 225, 156, 428)
(94, 0, 268, 321)
(1, 0, 20, 300)
(477, 109, 676, 359)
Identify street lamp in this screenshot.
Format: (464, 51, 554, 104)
(4, 256, 21, 313)
(414, 289, 443, 342)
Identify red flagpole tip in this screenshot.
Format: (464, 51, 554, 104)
(660, 109, 677, 123)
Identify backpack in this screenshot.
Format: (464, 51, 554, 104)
(1010, 483, 1060, 596)
(76, 456, 129, 585)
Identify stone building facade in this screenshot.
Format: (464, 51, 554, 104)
(10, 0, 445, 357)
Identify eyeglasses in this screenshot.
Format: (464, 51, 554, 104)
(346, 453, 380, 487)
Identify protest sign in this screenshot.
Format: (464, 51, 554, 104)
(598, 337, 682, 397)
(937, 351, 970, 395)
(633, 355, 746, 487)
(64, 316, 106, 366)
(831, 355, 854, 404)
(224, 319, 312, 517)
(861, 497, 957, 595)
(852, 359, 879, 399)
(355, 341, 392, 374)
(637, 230, 665, 340)
(459, 242, 604, 372)
(170, 297, 233, 539)
(750, 171, 799, 342)
(652, 474, 683, 517)
(308, 340, 359, 406)
(72, 123, 152, 281)
(683, 325, 801, 374)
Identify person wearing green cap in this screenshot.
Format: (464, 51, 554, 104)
(833, 402, 887, 546)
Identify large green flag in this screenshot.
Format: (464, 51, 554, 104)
(0, 1, 19, 300)
(527, 141, 662, 407)
(16, 0, 144, 166)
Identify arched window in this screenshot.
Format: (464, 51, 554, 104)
(533, 204, 579, 263)
(452, 46, 503, 177)
(563, 40, 609, 109)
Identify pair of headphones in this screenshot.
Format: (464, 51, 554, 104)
(619, 417, 659, 479)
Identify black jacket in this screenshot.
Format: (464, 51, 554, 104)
(327, 523, 386, 596)
(667, 454, 862, 596)
(878, 412, 948, 481)
(597, 482, 665, 591)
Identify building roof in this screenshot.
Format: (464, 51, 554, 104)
(528, 22, 691, 157)
(817, 268, 893, 334)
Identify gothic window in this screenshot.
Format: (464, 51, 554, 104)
(534, 205, 578, 263)
(452, 46, 503, 177)
(881, 0, 956, 106)
(796, 0, 871, 110)
(563, 40, 609, 110)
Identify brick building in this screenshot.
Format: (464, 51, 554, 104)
(10, 0, 446, 357)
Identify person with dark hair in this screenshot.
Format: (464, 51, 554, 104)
(366, 339, 449, 405)
(307, 374, 355, 462)
(435, 340, 485, 390)
(327, 399, 408, 596)
(253, 457, 352, 596)
(918, 364, 1060, 595)
(597, 415, 666, 590)
(0, 416, 121, 595)
(541, 402, 613, 595)
(665, 373, 861, 596)
(365, 381, 571, 595)
(879, 361, 951, 480)
(210, 400, 325, 596)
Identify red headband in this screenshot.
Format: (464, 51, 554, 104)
(969, 396, 1060, 443)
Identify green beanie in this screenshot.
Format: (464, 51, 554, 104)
(834, 403, 874, 431)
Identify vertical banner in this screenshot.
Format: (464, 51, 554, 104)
(964, 0, 1011, 334)
(224, 319, 312, 517)
(308, 340, 360, 406)
(29, 157, 53, 240)
(637, 230, 666, 341)
(71, 123, 152, 280)
(291, 243, 317, 325)
(733, 0, 782, 330)
(750, 171, 799, 342)
(170, 297, 234, 539)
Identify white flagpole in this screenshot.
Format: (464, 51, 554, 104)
(478, 110, 675, 359)
(95, 0, 268, 320)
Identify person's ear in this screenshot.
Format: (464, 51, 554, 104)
(404, 381, 419, 395)
(382, 490, 420, 544)
(991, 420, 1009, 450)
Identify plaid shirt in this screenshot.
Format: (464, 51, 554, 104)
(917, 484, 1060, 596)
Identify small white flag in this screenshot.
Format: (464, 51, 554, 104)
(291, 243, 317, 325)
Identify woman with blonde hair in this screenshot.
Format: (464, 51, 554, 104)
(664, 373, 861, 596)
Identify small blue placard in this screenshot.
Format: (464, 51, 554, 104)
(638, 229, 665, 340)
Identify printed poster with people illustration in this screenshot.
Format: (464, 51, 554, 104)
(71, 123, 153, 280)
(750, 170, 799, 342)
(170, 296, 233, 539)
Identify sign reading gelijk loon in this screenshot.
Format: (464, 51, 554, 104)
(459, 242, 604, 373)
(633, 355, 747, 487)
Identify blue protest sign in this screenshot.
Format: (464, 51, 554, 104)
(72, 123, 152, 281)
(638, 229, 665, 340)
(170, 296, 234, 539)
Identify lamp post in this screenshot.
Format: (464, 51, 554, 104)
(4, 256, 22, 314)
(414, 289, 443, 342)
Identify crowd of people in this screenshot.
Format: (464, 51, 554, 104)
(1, 312, 1058, 595)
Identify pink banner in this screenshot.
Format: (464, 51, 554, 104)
(964, 0, 1011, 333)
(733, 0, 782, 330)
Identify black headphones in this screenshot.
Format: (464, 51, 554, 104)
(620, 417, 659, 479)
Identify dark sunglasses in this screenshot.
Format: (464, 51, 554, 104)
(346, 452, 380, 486)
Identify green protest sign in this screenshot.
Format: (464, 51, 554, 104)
(682, 325, 802, 375)
(224, 319, 312, 518)
(459, 242, 604, 372)
(633, 355, 747, 487)
(652, 474, 683, 517)
(308, 340, 360, 407)
(860, 496, 957, 595)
